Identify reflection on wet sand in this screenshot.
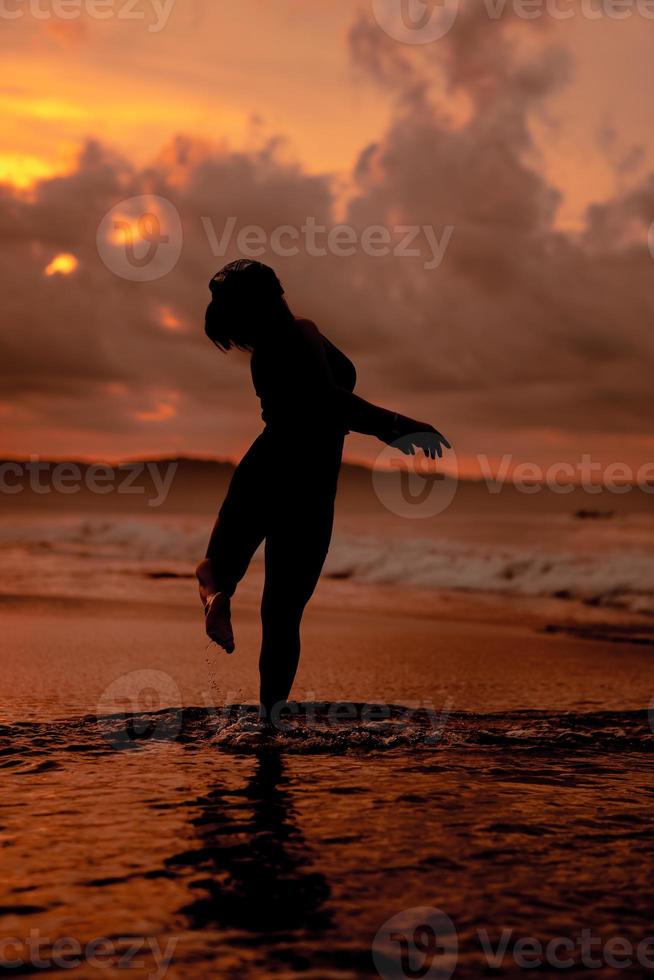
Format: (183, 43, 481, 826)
(168, 750, 332, 940)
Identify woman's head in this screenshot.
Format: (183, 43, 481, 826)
(205, 259, 286, 352)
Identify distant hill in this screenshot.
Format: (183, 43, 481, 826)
(0, 456, 385, 515)
(1, 456, 652, 518)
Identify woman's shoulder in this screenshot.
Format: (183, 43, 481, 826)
(293, 316, 321, 338)
(292, 317, 349, 361)
(288, 317, 328, 353)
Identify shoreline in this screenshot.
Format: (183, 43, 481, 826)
(2, 581, 654, 725)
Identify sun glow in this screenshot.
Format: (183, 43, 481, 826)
(0, 154, 59, 189)
(107, 216, 137, 246)
(44, 253, 79, 277)
(159, 305, 183, 331)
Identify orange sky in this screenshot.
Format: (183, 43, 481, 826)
(2, 0, 654, 471)
(3, 3, 652, 218)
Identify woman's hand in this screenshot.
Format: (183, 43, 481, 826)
(409, 426, 451, 459)
(382, 414, 452, 459)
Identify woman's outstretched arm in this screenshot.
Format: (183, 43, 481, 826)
(294, 318, 451, 459)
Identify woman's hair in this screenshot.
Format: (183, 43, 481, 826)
(205, 259, 284, 352)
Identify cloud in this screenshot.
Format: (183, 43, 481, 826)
(1, 4, 653, 463)
(344, 6, 654, 443)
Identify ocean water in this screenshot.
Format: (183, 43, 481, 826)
(2, 508, 654, 978)
(2, 504, 654, 610)
(4, 705, 654, 978)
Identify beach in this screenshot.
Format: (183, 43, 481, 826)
(2, 465, 654, 977)
(4, 0, 654, 971)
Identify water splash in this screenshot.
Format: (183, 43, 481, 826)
(2, 705, 652, 764)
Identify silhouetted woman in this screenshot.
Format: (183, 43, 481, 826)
(196, 260, 450, 719)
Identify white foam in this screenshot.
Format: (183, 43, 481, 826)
(1, 514, 653, 610)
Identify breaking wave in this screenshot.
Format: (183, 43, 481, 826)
(2, 514, 654, 611)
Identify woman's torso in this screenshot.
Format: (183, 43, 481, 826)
(250, 320, 356, 433)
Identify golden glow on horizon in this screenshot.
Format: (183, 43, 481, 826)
(0, 93, 89, 123)
(0, 153, 59, 189)
(44, 253, 78, 277)
(0, 55, 249, 156)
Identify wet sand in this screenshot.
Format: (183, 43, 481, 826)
(2, 581, 654, 977)
(3, 575, 654, 721)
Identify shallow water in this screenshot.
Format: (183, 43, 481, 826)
(3, 704, 654, 978)
(3, 508, 654, 977)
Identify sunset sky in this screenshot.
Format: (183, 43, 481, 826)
(2, 0, 654, 472)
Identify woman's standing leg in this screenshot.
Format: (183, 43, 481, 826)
(258, 507, 335, 716)
(258, 437, 344, 717)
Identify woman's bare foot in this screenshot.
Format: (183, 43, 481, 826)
(205, 592, 235, 653)
(196, 559, 235, 654)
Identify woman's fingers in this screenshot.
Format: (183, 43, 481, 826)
(393, 428, 452, 459)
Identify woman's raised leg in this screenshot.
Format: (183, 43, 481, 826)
(198, 433, 269, 651)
